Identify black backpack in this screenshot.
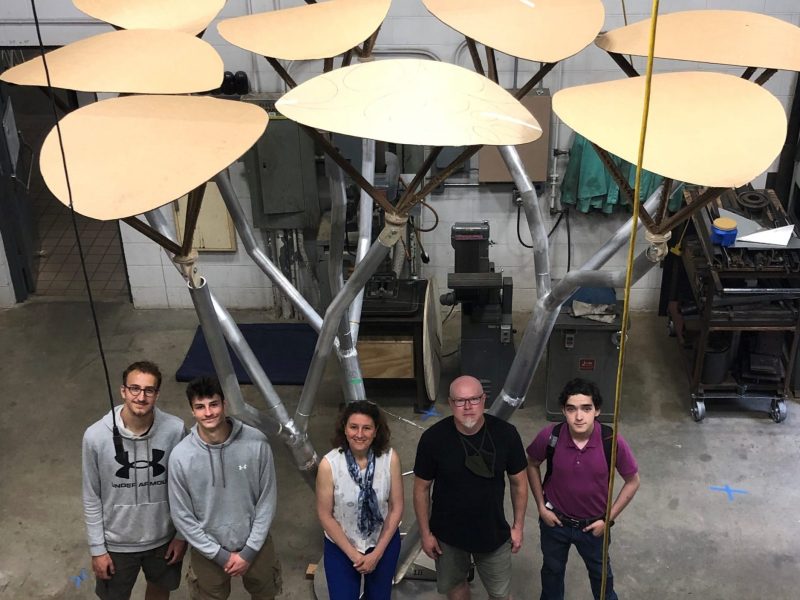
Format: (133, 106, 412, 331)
(543, 422, 615, 486)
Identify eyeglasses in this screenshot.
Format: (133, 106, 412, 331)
(451, 394, 484, 407)
(123, 384, 159, 398)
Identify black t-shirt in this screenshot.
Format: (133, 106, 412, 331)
(414, 414, 527, 553)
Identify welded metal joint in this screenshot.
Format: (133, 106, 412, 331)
(495, 389, 525, 408)
(173, 250, 201, 287)
(379, 213, 408, 247)
(645, 230, 672, 262)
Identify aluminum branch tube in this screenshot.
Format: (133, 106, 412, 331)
(499, 145, 551, 297)
(326, 158, 366, 403)
(349, 138, 376, 343)
(489, 185, 665, 421)
(545, 252, 654, 312)
(143, 209, 292, 412)
(394, 525, 422, 584)
(213, 171, 323, 332)
(144, 209, 319, 486)
(581, 186, 663, 273)
(399, 191, 664, 576)
(189, 278, 276, 433)
(295, 218, 405, 431)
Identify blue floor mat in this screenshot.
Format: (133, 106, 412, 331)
(175, 323, 317, 385)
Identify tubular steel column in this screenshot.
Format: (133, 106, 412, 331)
(349, 138, 376, 344)
(489, 186, 664, 421)
(144, 207, 319, 485)
(213, 171, 323, 331)
(499, 145, 552, 297)
(326, 157, 366, 403)
(294, 214, 407, 431)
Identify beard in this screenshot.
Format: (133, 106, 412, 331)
(460, 416, 480, 430)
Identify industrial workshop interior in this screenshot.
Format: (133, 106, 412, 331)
(1, 0, 800, 599)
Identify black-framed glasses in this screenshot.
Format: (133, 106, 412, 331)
(123, 384, 159, 398)
(451, 394, 484, 407)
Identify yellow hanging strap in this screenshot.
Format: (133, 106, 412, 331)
(600, 1, 661, 598)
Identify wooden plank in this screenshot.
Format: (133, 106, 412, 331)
(357, 337, 414, 379)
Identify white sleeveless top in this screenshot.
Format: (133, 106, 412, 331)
(324, 447, 393, 552)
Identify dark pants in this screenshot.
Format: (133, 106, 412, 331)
(323, 530, 401, 600)
(539, 520, 618, 600)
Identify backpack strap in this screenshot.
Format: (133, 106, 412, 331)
(600, 423, 615, 475)
(543, 422, 615, 487)
(542, 422, 563, 487)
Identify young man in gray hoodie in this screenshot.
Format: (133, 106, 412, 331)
(82, 360, 188, 600)
(168, 376, 281, 600)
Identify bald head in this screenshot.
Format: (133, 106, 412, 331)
(448, 375, 486, 433)
(449, 375, 483, 401)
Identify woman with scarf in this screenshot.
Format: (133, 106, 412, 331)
(316, 400, 403, 600)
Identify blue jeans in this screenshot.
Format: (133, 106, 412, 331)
(323, 530, 401, 600)
(539, 519, 618, 600)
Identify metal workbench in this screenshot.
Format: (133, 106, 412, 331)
(663, 188, 800, 422)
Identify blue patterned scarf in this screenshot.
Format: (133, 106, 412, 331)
(345, 448, 384, 537)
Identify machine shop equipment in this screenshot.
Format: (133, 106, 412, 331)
(545, 297, 622, 422)
(440, 222, 515, 402)
(662, 188, 800, 422)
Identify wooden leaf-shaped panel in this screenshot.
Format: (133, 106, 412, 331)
(276, 59, 541, 147)
(73, 0, 225, 36)
(424, 0, 604, 63)
(218, 0, 391, 61)
(553, 72, 786, 188)
(40, 95, 268, 221)
(0, 29, 222, 94)
(597, 10, 800, 71)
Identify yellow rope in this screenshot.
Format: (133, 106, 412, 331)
(600, 1, 661, 598)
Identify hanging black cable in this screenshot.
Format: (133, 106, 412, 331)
(515, 204, 533, 248)
(548, 211, 564, 238)
(30, 0, 122, 454)
(518, 205, 564, 249)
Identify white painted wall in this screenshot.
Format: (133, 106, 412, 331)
(121, 161, 274, 310)
(2, 0, 799, 310)
(0, 228, 17, 307)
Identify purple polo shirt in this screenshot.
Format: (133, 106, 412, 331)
(527, 423, 638, 519)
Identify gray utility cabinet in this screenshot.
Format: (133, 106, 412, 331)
(545, 307, 622, 422)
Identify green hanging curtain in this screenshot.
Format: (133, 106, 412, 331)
(561, 133, 682, 213)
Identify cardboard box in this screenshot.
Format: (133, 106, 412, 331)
(479, 89, 551, 183)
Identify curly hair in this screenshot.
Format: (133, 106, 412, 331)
(558, 377, 603, 409)
(331, 400, 391, 456)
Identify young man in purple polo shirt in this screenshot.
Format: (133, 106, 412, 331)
(526, 378, 640, 600)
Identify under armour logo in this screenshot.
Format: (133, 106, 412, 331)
(115, 449, 166, 479)
(238, 464, 247, 471)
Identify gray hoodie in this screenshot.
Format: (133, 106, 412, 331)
(168, 418, 277, 566)
(81, 406, 187, 555)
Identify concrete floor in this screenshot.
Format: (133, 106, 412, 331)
(1, 300, 798, 599)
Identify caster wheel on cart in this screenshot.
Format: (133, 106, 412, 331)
(691, 399, 706, 422)
(770, 401, 787, 423)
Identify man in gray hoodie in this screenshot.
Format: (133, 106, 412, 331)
(82, 360, 187, 600)
(168, 376, 281, 600)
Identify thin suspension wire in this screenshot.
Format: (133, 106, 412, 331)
(600, 1, 660, 598)
(29, 0, 118, 421)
